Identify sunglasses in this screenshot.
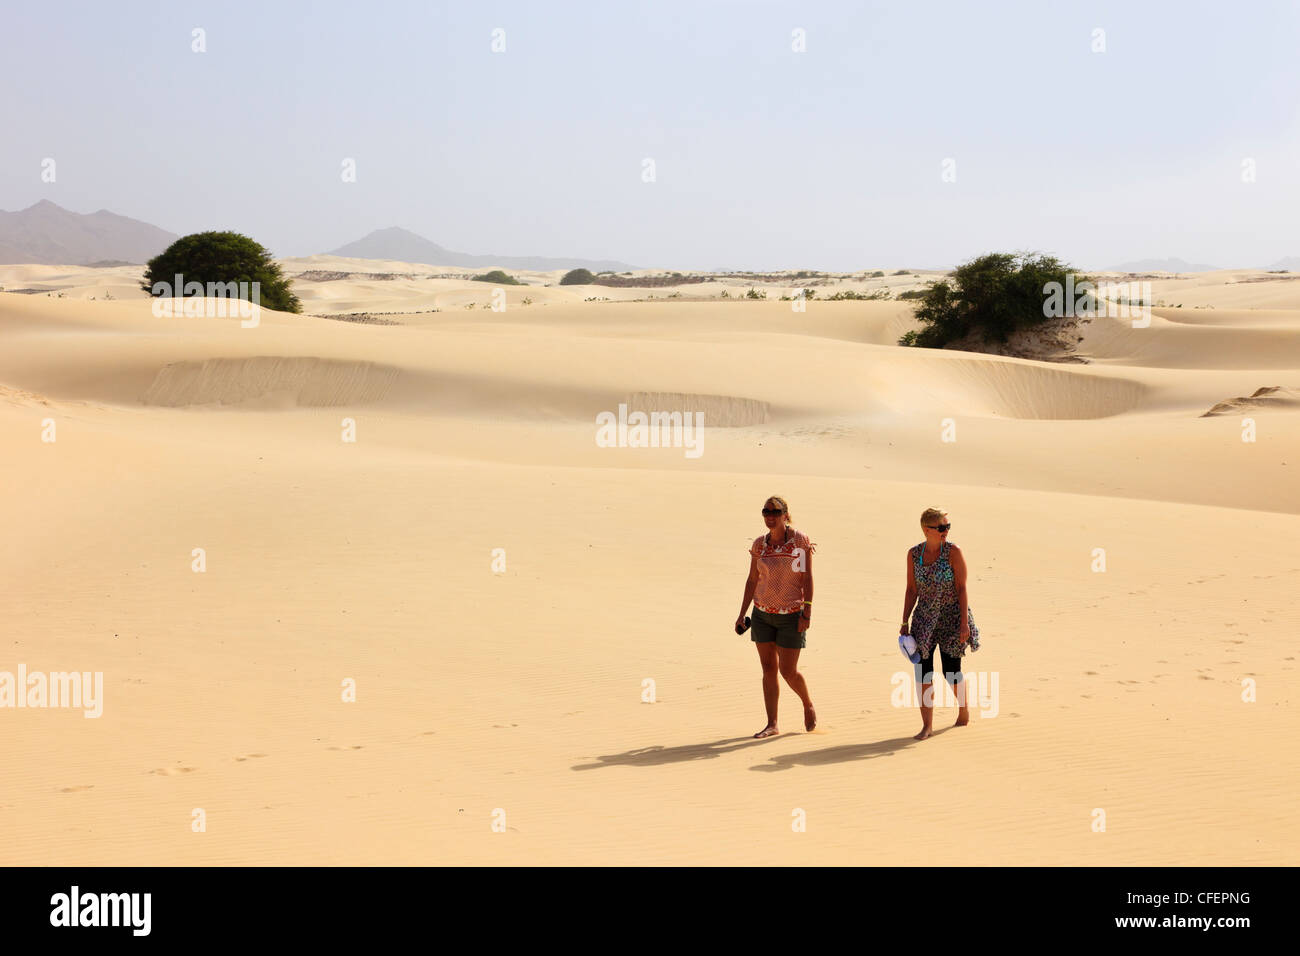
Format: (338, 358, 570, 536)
(925, 523, 952, 532)
(761, 508, 786, 517)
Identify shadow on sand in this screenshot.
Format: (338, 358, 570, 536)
(572, 727, 952, 771)
(572, 736, 772, 770)
(748, 731, 949, 772)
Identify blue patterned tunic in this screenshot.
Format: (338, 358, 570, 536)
(910, 540, 979, 659)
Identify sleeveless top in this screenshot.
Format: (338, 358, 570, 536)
(750, 528, 812, 614)
(910, 540, 979, 658)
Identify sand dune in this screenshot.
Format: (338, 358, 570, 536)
(141, 357, 405, 408)
(887, 355, 1150, 419)
(2, 265, 1298, 865)
(1083, 310, 1300, 369)
(624, 391, 769, 427)
(1202, 385, 1300, 417)
(1141, 270, 1300, 311)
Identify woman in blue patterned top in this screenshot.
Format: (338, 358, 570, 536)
(900, 508, 979, 740)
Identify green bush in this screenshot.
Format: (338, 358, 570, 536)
(898, 252, 1087, 348)
(141, 231, 300, 313)
(827, 289, 890, 300)
(560, 268, 595, 285)
(473, 269, 522, 285)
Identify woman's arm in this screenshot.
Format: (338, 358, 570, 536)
(950, 544, 971, 640)
(737, 550, 759, 627)
(901, 548, 918, 633)
(798, 537, 813, 631)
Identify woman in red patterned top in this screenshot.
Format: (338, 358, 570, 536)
(736, 495, 816, 738)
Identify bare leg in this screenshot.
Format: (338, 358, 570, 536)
(777, 647, 816, 731)
(952, 673, 969, 726)
(754, 642, 780, 737)
(915, 679, 934, 740)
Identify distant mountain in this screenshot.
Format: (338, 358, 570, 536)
(0, 200, 178, 265)
(327, 226, 635, 272)
(1104, 257, 1220, 273)
(1264, 256, 1300, 271)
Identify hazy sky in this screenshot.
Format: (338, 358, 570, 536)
(3, 0, 1298, 270)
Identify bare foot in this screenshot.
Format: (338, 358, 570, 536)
(804, 704, 817, 731)
(753, 724, 779, 738)
(955, 708, 970, 727)
(913, 726, 933, 741)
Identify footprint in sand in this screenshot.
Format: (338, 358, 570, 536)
(1084, 670, 1099, 675)
(60, 785, 94, 793)
(149, 767, 197, 776)
(234, 753, 268, 762)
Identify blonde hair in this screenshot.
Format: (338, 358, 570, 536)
(920, 507, 947, 527)
(765, 495, 792, 524)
